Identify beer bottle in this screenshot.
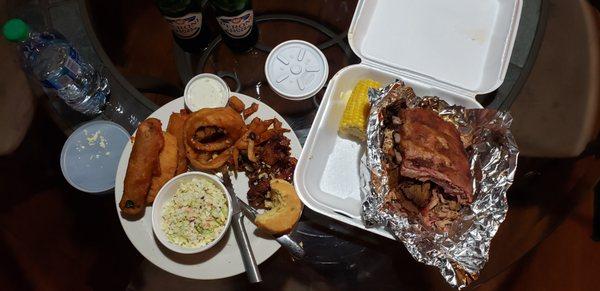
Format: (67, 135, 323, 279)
(209, 0, 258, 52)
(155, 0, 213, 53)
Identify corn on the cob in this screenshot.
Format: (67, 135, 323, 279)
(339, 79, 381, 140)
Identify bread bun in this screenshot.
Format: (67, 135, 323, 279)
(255, 179, 303, 235)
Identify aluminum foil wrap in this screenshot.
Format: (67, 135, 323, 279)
(361, 81, 519, 289)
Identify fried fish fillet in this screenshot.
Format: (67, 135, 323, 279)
(167, 110, 189, 175)
(147, 132, 178, 204)
(120, 118, 164, 216)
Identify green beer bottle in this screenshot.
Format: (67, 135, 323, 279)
(209, 0, 258, 52)
(155, 0, 213, 53)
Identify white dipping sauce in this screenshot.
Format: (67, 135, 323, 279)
(185, 76, 228, 111)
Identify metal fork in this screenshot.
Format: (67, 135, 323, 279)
(236, 198, 305, 259)
(217, 169, 262, 283)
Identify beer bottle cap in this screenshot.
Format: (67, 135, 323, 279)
(265, 40, 329, 101)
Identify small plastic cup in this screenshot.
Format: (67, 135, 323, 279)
(184, 73, 230, 112)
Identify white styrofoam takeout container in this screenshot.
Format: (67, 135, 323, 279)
(294, 0, 522, 239)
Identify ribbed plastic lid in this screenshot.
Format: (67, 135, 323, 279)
(2, 18, 29, 42)
(265, 40, 329, 100)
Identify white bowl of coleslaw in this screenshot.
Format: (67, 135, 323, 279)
(151, 172, 232, 254)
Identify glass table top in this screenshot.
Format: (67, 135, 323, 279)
(10, 0, 600, 289)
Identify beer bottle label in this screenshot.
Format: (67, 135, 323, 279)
(216, 10, 254, 39)
(164, 12, 203, 39)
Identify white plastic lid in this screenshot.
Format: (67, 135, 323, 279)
(60, 121, 130, 194)
(348, 0, 522, 96)
(265, 40, 329, 100)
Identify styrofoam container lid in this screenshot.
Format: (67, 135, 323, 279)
(265, 40, 329, 100)
(348, 0, 522, 96)
(60, 120, 130, 194)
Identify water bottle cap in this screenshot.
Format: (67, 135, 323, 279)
(3, 18, 29, 42)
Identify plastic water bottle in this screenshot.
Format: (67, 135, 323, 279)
(2, 18, 109, 115)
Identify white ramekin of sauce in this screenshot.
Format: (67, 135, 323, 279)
(184, 73, 230, 112)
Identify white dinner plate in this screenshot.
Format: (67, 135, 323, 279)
(114, 94, 302, 280)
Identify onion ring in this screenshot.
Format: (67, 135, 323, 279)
(184, 107, 245, 152)
(185, 142, 232, 170)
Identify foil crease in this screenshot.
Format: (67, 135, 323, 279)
(362, 81, 519, 289)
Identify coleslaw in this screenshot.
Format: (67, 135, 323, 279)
(161, 178, 228, 248)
